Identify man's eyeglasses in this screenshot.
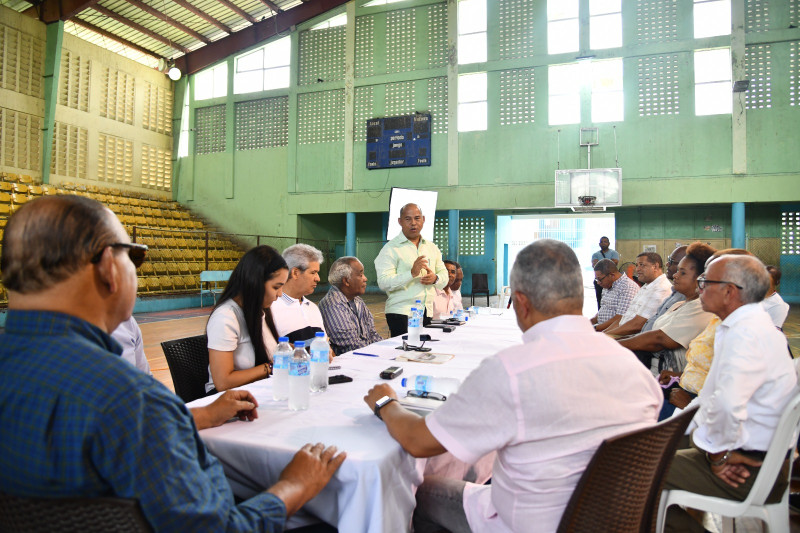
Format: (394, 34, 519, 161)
(91, 243, 148, 268)
(595, 274, 609, 284)
(407, 390, 446, 401)
(696, 276, 742, 290)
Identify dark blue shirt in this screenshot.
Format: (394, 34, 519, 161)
(0, 310, 286, 532)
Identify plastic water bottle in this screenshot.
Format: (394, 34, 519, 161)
(408, 307, 421, 345)
(456, 308, 465, 321)
(288, 341, 310, 411)
(272, 336, 292, 401)
(400, 375, 461, 396)
(309, 332, 329, 393)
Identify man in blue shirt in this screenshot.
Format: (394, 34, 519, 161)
(0, 195, 345, 532)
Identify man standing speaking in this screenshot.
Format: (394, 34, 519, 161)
(375, 203, 448, 337)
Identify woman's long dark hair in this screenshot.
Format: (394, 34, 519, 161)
(212, 245, 287, 366)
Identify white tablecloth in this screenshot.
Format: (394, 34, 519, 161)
(188, 308, 521, 532)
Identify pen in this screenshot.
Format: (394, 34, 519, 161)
(329, 365, 341, 370)
(353, 352, 378, 357)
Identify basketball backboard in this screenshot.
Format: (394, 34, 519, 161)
(555, 168, 622, 212)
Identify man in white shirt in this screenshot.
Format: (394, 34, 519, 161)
(604, 252, 672, 336)
(642, 245, 687, 333)
(763, 265, 790, 329)
(662, 255, 797, 533)
(450, 263, 464, 311)
(432, 260, 458, 319)
(272, 243, 327, 344)
(364, 239, 661, 533)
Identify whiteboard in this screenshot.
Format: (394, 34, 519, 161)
(386, 187, 439, 242)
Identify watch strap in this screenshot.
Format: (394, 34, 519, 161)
(374, 398, 396, 420)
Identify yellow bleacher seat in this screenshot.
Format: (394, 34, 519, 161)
(11, 183, 29, 195)
(41, 185, 57, 195)
(0, 192, 12, 204)
(18, 175, 34, 184)
(159, 275, 174, 291)
(28, 185, 43, 196)
(146, 277, 161, 293)
(0, 182, 13, 193)
(3, 173, 20, 182)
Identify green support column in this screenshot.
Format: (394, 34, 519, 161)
(41, 21, 64, 184)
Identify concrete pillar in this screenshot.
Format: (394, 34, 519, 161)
(346, 212, 356, 257)
(448, 209, 459, 260)
(42, 21, 64, 184)
(732, 202, 745, 249)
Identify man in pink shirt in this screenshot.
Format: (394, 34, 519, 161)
(364, 239, 662, 532)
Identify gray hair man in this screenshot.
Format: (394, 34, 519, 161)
(318, 257, 383, 355)
(364, 239, 661, 532)
(662, 255, 796, 533)
(0, 195, 345, 530)
(272, 243, 327, 343)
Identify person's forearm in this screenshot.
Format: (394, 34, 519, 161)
(381, 402, 446, 458)
(212, 365, 268, 392)
(595, 315, 620, 331)
(618, 329, 679, 352)
(605, 316, 646, 337)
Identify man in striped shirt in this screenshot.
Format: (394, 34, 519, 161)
(319, 256, 383, 355)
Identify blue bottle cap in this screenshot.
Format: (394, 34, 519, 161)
(315, 331, 325, 337)
(401, 377, 407, 387)
(295, 341, 305, 347)
(278, 336, 289, 342)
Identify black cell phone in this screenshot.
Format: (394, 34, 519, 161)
(380, 366, 403, 379)
(328, 374, 353, 385)
(402, 334, 435, 341)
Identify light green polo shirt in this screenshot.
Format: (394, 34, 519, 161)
(374, 233, 449, 317)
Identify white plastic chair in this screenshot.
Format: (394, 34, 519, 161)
(656, 392, 800, 533)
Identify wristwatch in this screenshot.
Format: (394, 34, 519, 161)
(374, 396, 396, 420)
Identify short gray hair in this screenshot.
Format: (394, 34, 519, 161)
(510, 239, 583, 315)
(717, 254, 770, 304)
(283, 243, 324, 271)
(328, 257, 359, 287)
(593, 258, 617, 275)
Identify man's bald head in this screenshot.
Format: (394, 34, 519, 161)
(1, 195, 118, 293)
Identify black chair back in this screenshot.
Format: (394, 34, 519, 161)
(161, 334, 210, 403)
(471, 273, 490, 306)
(0, 492, 152, 532)
(556, 407, 698, 533)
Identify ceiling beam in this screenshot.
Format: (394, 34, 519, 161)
(215, 0, 257, 25)
(70, 18, 164, 61)
(121, 0, 211, 44)
(256, 0, 283, 15)
(175, 0, 349, 75)
(22, 0, 100, 23)
(90, 5, 191, 55)
(170, 0, 232, 36)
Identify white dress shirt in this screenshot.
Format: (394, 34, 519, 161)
(425, 315, 662, 533)
(688, 303, 797, 453)
(762, 292, 790, 329)
(271, 292, 326, 340)
(618, 273, 673, 325)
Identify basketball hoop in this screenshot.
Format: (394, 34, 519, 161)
(571, 195, 606, 213)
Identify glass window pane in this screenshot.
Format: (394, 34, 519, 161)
(590, 13, 622, 49)
(548, 0, 578, 20)
(592, 91, 624, 122)
(234, 70, 263, 94)
(264, 37, 291, 68)
(459, 0, 487, 34)
(263, 66, 290, 90)
(592, 59, 623, 91)
(459, 72, 487, 103)
(213, 64, 228, 98)
(194, 70, 213, 100)
(548, 19, 580, 54)
(590, 0, 620, 15)
(549, 63, 581, 95)
(694, 0, 731, 38)
(458, 101, 487, 131)
(695, 48, 731, 83)
(237, 49, 263, 72)
(696, 82, 732, 115)
(458, 33, 487, 64)
(549, 94, 581, 125)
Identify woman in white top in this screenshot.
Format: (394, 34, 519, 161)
(206, 245, 289, 393)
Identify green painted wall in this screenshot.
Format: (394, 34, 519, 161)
(173, 0, 800, 246)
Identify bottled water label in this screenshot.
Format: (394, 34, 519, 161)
(274, 354, 290, 369)
(290, 361, 309, 376)
(413, 375, 431, 391)
(310, 348, 328, 363)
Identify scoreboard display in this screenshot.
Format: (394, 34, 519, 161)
(366, 114, 431, 169)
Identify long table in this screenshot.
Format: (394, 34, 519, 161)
(188, 308, 522, 532)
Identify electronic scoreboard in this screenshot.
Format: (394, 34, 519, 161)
(366, 113, 431, 170)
